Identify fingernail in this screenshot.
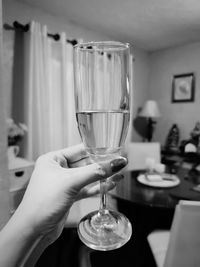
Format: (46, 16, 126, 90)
(110, 158, 127, 172)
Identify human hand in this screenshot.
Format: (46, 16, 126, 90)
(16, 144, 127, 244)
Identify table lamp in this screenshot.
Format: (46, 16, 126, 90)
(139, 100, 161, 142)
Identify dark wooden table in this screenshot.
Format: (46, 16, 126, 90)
(113, 166, 200, 209)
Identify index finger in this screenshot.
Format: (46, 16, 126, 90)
(60, 143, 88, 164)
(41, 144, 89, 168)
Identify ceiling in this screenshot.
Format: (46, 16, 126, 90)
(18, 0, 200, 52)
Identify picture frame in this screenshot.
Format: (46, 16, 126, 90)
(172, 73, 195, 103)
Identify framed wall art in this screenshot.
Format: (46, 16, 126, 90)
(172, 73, 195, 103)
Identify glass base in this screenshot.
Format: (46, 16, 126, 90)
(77, 209, 132, 251)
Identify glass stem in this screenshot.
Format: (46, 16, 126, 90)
(99, 179, 107, 214)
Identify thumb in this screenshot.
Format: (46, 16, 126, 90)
(70, 157, 128, 190)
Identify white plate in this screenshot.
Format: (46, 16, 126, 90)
(137, 173, 180, 188)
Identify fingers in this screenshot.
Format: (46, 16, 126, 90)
(77, 173, 124, 200)
(109, 173, 125, 183)
(70, 157, 128, 189)
(68, 156, 92, 168)
(42, 144, 88, 168)
(60, 144, 88, 163)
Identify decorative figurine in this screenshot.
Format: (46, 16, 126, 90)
(190, 121, 200, 148)
(165, 124, 180, 152)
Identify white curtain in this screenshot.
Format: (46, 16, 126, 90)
(24, 21, 80, 161)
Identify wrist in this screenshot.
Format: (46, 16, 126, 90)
(0, 207, 42, 267)
(12, 202, 43, 241)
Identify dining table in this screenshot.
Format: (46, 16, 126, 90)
(113, 164, 200, 210)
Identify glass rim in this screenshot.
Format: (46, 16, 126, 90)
(74, 41, 130, 52)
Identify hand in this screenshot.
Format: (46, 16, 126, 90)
(17, 144, 127, 244)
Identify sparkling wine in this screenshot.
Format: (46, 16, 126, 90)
(76, 110, 132, 250)
(76, 110, 130, 158)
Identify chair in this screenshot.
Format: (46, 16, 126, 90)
(147, 200, 200, 267)
(126, 142, 161, 171)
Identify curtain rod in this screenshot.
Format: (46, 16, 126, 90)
(3, 21, 78, 46)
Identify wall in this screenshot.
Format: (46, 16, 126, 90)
(4, 2, 200, 147)
(149, 42, 200, 145)
(2, 0, 150, 141)
(0, 0, 10, 229)
(3, 0, 113, 41)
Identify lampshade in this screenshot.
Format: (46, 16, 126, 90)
(139, 100, 161, 118)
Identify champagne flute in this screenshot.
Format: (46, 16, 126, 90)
(73, 41, 132, 251)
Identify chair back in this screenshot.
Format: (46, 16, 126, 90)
(126, 142, 161, 171)
(164, 200, 200, 267)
